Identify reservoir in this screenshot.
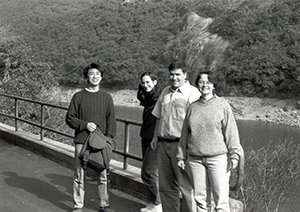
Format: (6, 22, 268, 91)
(115, 105, 300, 151)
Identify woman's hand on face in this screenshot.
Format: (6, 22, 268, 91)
(87, 122, 97, 132)
(177, 159, 185, 170)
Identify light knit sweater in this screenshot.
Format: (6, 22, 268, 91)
(177, 95, 243, 161)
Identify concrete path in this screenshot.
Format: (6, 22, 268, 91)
(0, 138, 146, 212)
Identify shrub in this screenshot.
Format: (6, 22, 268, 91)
(210, 0, 300, 97)
(234, 140, 300, 212)
(1, 0, 300, 97)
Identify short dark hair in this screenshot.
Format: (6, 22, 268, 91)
(168, 60, 187, 73)
(195, 71, 218, 88)
(83, 63, 103, 78)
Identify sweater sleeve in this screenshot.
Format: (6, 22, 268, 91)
(177, 107, 191, 160)
(222, 100, 243, 161)
(65, 94, 88, 131)
(105, 95, 116, 138)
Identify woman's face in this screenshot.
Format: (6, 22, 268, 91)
(197, 73, 214, 96)
(141, 75, 157, 93)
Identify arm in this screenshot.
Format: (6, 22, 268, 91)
(150, 119, 160, 150)
(65, 94, 88, 132)
(177, 108, 190, 169)
(105, 96, 117, 138)
(150, 92, 163, 150)
(222, 100, 243, 170)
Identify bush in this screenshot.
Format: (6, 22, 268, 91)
(234, 140, 300, 212)
(1, 0, 300, 96)
(210, 0, 300, 97)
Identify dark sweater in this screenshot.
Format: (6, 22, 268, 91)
(140, 92, 158, 140)
(66, 89, 116, 144)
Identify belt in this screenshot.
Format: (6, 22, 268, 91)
(158, 137, 180, 142)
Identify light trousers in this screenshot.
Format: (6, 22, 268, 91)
(73, 144, 109, 209)
(188, 154, 230, 212)
(157, 141, 196, 212)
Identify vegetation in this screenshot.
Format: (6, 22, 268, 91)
(233, 140, 300, 212)
(0, 1, 300, 211)
(209, 0, 300, 97)
(0, 0, 299, 97)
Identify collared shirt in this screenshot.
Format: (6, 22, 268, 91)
(152, 81, 201, 139)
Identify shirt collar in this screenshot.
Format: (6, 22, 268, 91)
(169, 81, 191, 94)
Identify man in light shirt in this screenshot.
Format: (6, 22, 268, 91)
(151, 61, 201, 212)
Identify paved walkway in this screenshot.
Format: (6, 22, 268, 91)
(0, 138, 146, 212)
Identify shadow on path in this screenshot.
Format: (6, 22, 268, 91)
(2, 171, 72, 211)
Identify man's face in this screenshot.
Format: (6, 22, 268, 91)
(169, 68, 187, 89)
(87, 68, 102, 86)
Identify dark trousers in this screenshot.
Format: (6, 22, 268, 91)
(141, 138, 161, 205)
(157, 139, 196, 212)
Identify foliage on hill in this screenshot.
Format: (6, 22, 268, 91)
(209, 0, 300, 97)
(0, 0, 299, 97)
(0, 34, 58, 98)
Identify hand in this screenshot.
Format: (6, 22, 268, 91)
(150, 137, 158, 150)
(177, 159, 185, 170)
(230, 158, 238, 171)
(87, 122, 97, 132)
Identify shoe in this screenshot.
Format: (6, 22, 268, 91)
(141, 203, 153, 212)
(72, 208, 83, 212)
(99, 206, 115, 212)
(140, 203, 162, 212)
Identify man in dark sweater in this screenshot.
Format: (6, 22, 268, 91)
(66, 63, 116, 212)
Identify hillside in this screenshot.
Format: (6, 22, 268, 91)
(1, 0, 300, 128)
(0, 0, 299, 99)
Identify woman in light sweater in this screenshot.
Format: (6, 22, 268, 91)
(177, 71, 243, 212)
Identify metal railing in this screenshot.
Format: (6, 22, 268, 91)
(0, 93, 244, 191)
(0, 93, 142, 170)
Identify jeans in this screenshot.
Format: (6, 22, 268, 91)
(141, 138, 161, 205)
(73, 144, 109, 209)
(157, 140, 196, 212)
(188, 154, 230, 212)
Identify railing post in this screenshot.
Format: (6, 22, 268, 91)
(0, 93, 144, 167)
(40, 104, 45, 140)
(123, 121, 130, 170)
(15, 98, 19, 131)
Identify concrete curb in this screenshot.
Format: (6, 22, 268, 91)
(0, 123, 244, 211)
(0, 123, 150, 202)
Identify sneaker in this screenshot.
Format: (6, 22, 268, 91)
(99, 206, 115, 212)
(72, 208, 83, 212)
(140, 203, 154, 212)
(140, 203, 162, 212)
